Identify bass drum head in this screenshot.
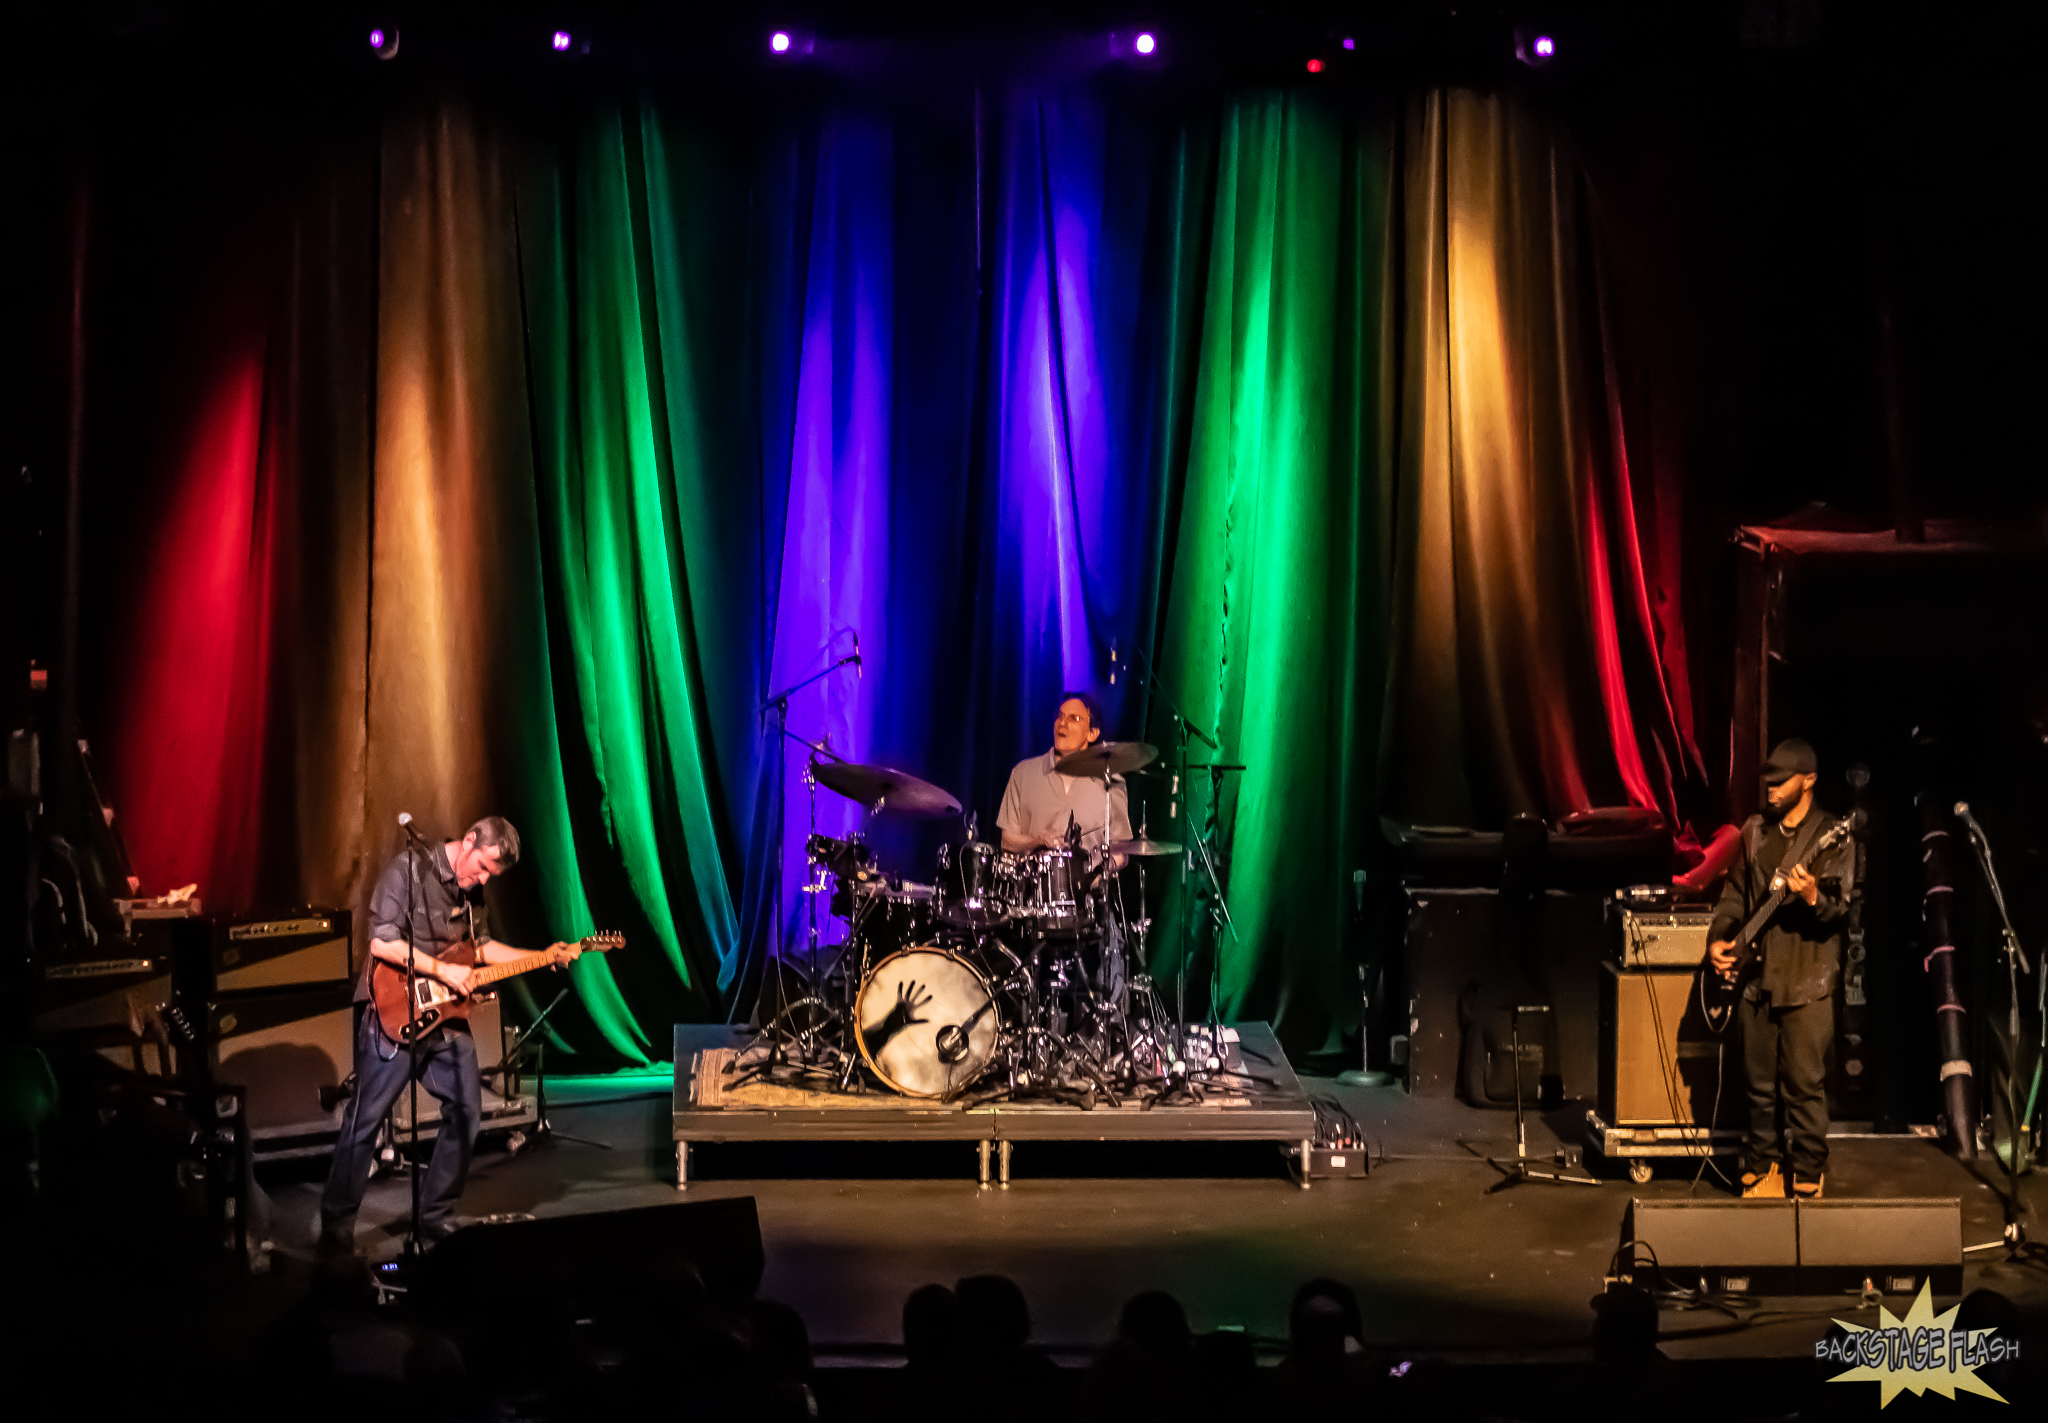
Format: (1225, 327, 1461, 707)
(854, 947, 1000, 1098)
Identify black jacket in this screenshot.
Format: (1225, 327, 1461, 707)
(1707, 810, 1854, 1008)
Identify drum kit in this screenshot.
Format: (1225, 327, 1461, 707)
(732, 739, 1264, 1107)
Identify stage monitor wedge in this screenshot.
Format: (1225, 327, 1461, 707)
(416, 1196, 766, 1320)
(1627, 1197, 1962, 1297)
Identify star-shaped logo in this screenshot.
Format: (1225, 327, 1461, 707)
(1818, 1281, 2011, 1406)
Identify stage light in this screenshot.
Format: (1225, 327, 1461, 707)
(552, 31, 572, 52)
(1109, 30, 1163, 63)
(768, 27, 814, 58)
(1515, 28, 1558, 66)
(770, 31, 790, 53)
(1342, 36, 1355, 51)
(369, 26, 400, 61)
(1306, 57, 1324, 73)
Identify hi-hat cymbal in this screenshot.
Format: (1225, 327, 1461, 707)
(811, 761, 962, 817)
(1052, 740, 1158, 778)
(1104, 836, 1182, 858)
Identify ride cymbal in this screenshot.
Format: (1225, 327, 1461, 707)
(811, 761, 962, 817)
(1051, 741, 1158, 778)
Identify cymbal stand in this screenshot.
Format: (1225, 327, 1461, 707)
(1122, 640, 1217, 1066)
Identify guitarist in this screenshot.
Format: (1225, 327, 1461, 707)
(318, 816, 580, 1254)
(1706, 741, 1854, 1201)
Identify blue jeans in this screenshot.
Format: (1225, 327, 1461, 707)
(320, 1005, 480, 1244)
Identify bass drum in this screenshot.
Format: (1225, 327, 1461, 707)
(854, 947, 1004, 1098)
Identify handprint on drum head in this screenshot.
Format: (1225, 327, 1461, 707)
(862, 979, 933, 1059)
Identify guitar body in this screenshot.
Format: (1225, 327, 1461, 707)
(371, 938, 480, 1043)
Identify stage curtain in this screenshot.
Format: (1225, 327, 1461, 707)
(88, 81, 1705, 1064)
(1148, 92, 1396, 1050)
(1379, 90, 1702, 831)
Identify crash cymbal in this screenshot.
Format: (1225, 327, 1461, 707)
(1051, 740, 1158, 778)
(811, 761, 962, 817)
(1104, 837, 1183, 858)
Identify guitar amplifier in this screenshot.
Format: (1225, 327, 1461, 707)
(1618, 910, 1714, 966)
(181, 908, 353, 997)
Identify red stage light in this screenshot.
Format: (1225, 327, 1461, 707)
(1306, 58, 1323, 73)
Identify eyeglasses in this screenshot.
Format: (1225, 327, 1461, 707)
(1055, 712, 1090, 726)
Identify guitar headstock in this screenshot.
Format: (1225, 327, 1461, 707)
(579, 930, 625, 952)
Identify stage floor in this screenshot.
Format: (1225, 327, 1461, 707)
(248, 1071, 2048, 1366)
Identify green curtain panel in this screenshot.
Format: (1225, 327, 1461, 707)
(1150, 92, 1396, 1051)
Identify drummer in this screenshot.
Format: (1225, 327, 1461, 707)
(998, 691, 1132, 866)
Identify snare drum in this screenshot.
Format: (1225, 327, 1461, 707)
(854, 946, 1007, 1097)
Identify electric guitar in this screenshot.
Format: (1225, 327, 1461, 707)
(372, 931, 624, 1044)
(1703, 816, 1854, 1016)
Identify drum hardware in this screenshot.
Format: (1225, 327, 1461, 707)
(723, 698, 1273, 1113)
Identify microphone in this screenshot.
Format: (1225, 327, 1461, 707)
(1955, 801, 1985, 838)
(397, 812, 412, 827)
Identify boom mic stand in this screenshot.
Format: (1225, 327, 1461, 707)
(1955, 803, 2042, 1257)
(502, 987, 611, 1151)
(733, 647, 861, 1028)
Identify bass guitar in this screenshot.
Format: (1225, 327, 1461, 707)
(1703, 815, 1854, 1019)
(372, 931, 624, 1045)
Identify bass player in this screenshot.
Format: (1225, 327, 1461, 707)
(1707, 740, 1854, 1200)
(319, 816, 579, 1254)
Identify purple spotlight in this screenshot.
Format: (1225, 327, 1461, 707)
(770, 31, 791, 53)
(1534, 35, 1555, 58)
(1134, 32, 1156, 56)
(369, 28, 384, 49)
(1342, 36, 1355, 51)
(552, 31, 572, 52)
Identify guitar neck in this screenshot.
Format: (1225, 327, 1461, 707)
(471, 947, 567, 989)
(1733, 889, 1787, 957)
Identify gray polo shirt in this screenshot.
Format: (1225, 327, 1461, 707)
(353, 840, 493, 1002)
(996, 750, 1132, 856)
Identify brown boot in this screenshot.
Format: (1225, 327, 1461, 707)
(1793, 1172, 1825, 1200)
(1740, 1162, 1785, 1199)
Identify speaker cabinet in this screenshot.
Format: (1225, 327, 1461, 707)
(1628, 1198, 1799, 1295)
(1600, 962, 1726, 1126)
(1399, 888, 1604, 1100)
(209, 984, 358, 1146)
(1797, 1198, 1963, 1295)
(416, 1196, 766, 1318)
(1627, 1197, 1962, 1296)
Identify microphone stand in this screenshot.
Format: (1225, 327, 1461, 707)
(502, 987, 611, 1151)
(396, 817, 432, 1261)
(731, 651, 860, 1027)
(1957, 810, 2041, 1255)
